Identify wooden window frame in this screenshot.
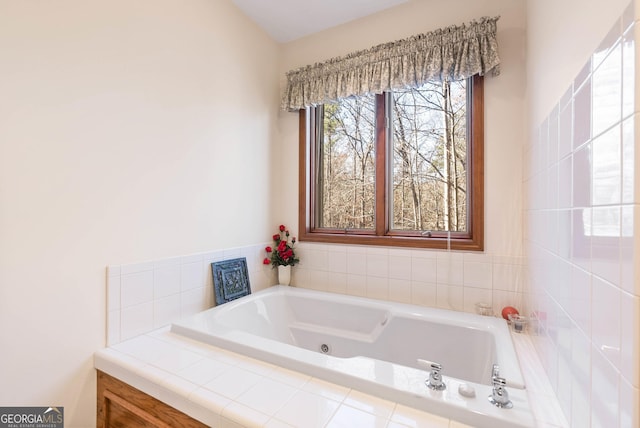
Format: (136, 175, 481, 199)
(298, 75, 484, 251)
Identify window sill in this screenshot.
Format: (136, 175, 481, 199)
(299, 230, 483, 251)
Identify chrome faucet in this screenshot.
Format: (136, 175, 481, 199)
(426, 362, 446, 390)
(416, 359, 446, 391)
(488, 375, 513, 408)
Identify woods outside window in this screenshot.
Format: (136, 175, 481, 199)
(298, 75, 484, 251)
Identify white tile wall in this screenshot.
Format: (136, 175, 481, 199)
(108, 239, 530, 342)
(524, 3, 640, 427)
(106, 244, 274, 345)
(291, 243, 527, 318)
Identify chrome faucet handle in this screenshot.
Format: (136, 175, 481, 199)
(417, 359, 446, 391)
(489, 364, 525, 389)
(492, 364, 500, 379)
(488, 376, 513, 409)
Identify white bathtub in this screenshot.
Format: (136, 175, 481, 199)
(171, 286, 535, 428)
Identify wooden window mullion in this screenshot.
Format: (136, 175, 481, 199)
(374, 94, 387, 237)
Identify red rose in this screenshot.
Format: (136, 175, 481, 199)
(277, 241, 287, 251)
(273, 234, 280, 241)
(283, 249, 293, 259)
(292, 237, 296, 243)
(262, 258, 270, 265)
(265, 246, 272, 253)
(279, 225, 286, 232)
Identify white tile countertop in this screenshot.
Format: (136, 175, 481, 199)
(94, 327, 569, 428)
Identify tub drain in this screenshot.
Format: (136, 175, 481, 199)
(320, 344, 330, 354)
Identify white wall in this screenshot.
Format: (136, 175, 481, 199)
(276, 1, 528, 313)
(0, 1, 279, 426)
(525, 0, 639, 426)
(527, 0, 634, 126)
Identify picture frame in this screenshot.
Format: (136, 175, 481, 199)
(211, 257, 251, 305)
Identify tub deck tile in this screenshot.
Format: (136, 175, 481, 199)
(95, 328, 566, 428)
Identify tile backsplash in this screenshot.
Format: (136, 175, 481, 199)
(524, 3, 639, 427)
(107, 241, 529, 346)
(106, 244, 273, 345)
(291, 242, 528, 318)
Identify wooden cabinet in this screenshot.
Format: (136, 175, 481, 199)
(97, 370, 208, 428)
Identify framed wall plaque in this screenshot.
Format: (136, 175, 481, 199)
(211, 257, 251, 305)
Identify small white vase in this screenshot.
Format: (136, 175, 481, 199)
(277, 265, 291, 286)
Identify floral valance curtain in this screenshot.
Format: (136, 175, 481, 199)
(282, 16, 500, 111)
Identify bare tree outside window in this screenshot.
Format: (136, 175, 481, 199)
(300, 75, 483, 251)
(317, 95, 376, 230)
(391, 80, 467, 232)
(316, 80, 467, 233)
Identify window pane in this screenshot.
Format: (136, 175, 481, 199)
(316, 95, 376, 230)
(390, 80, 468, 232)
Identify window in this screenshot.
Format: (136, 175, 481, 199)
(299, 75, 484, 251)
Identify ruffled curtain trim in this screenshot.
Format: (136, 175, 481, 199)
(282, 16, 500, 111)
